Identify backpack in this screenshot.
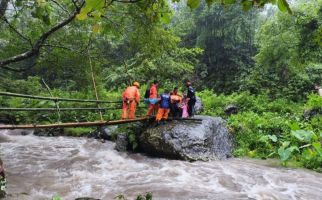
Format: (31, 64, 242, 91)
(144, 88, 150, 99)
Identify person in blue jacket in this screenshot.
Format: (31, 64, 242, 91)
(156, 89, 171, 124)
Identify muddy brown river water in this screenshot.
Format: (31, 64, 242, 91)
(0, 129, 322, 200)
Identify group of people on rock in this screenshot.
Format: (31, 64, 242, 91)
(121, 80, 196, 124)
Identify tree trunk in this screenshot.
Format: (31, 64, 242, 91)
(0, 0, 9, 18)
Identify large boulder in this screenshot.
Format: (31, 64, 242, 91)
(114, 121, 149, 152)
(194, 96, 204, 114)
(139, 116, 232, 161)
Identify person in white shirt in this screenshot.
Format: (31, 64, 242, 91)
(315, 85, 322, 97)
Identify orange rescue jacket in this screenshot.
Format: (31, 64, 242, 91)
(122, 86, 140, 103)
(170, 94, 182, 103)
(149, 84, 158, 99)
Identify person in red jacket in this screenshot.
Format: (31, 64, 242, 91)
(146, 80, 159, 116)
(122, 82, 140, 119)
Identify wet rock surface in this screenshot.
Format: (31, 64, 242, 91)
(139, 116, 232, 161)
(303, 108, 322, 119)
(88, 126, 117, 140)
(115, 133, 128, 152)
(33, 128, 64, 137)
(194, 97, 204, 114)
(224, 104, 239, 116)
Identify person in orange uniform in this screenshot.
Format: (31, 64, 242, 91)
(156, 89, 171, 125)
(146, 80, 159, 116)
(122, 82, 140, 119)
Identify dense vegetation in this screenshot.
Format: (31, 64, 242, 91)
(1, 0, 322, 172)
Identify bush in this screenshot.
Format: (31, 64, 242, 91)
(199, 90, 322, 171)
(305, 94, 322, 109)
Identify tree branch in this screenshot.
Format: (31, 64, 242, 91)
(2, 17, 33, 46)
(50, 0, 71, 15)
(0, 1, 85, 70)
(0, 62, 37, 72)
(114, 0, 142, 3)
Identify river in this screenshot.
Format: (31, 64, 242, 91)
(0, 129, 322, 200)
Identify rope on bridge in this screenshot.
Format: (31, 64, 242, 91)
(0, 91, 121, 103)
(0, 91, 147, 112)
(0, 107, 123, 111)
(0, 90, 148, 129)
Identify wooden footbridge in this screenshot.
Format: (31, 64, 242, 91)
(0, 91, 200, 130)
(0, 91, 152, 130)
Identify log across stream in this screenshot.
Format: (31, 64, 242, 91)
(0, 129, 322, 200)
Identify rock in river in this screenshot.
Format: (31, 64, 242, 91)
(139, 116, 232, 161)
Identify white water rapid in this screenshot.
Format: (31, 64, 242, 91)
(0, 130, 322, 200)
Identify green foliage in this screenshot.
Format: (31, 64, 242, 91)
(0, 77, 124, 124)
(276, 128, 322, 171)
(64, 127, 94, 137)
(179, 0, 291, 13)
(128, 132, 139, 150)
(246, 0, 322, 100)
(173, 2, 258, 93)
(187, 0, 200, 9)
(199, 89, 321, 171)
(52, 195, 62, 200)
(305, 94, 322, 109)
(277, 0, 292, 14)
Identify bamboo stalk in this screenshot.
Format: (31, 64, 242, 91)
(0, 107, 121, 111)
(0, 106, 146, 111)
(0, 91, 121, 103)
(42, 78, 61, 123)
(88, 50, 103, 121)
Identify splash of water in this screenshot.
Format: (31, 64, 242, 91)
(0, 130, 322, 200)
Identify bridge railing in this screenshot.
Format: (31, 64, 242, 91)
(0, 91, 146, 125)
(0, 92, 121, 103)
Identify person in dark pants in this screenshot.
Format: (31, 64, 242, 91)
(170, 87, 182, 118)
(156, 89, 171, 125)
(185, 80, 196, 117)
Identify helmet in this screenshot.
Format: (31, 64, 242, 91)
(133, 81, 140, 88)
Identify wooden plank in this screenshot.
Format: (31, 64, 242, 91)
(0, 117, 152, 129)
(0, 117, 202, 130)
